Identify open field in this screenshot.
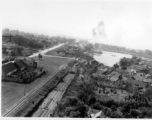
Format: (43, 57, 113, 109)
(2, 55, 71, 114)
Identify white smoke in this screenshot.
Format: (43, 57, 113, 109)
(92, 21, 106, 43)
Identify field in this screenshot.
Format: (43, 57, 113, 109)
(2, 55, 71, 114)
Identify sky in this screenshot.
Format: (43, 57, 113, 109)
(1, 0, 152, 50)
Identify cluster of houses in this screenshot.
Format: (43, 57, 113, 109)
(75, 56, 152, 107)
(93, 60, 152, 87)
(2, 57, 45, 83)
(2, 43, 38, 64)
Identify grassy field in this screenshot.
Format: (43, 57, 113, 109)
(2, 56, 71, 114)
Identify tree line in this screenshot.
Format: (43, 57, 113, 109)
(2, 28, 76, 50)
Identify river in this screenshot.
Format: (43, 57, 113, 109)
(94, 51, 132, 67)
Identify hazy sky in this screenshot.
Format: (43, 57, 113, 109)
(1, 0, 152, 50)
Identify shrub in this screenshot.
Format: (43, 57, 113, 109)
(65, 106, 76, 116)
(69, 111, 81, 117)
(119, 57, 132, 67)
(92, 101, 104, 110)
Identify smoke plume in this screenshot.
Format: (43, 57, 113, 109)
(92, 21, 106, 43)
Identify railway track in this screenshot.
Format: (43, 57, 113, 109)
(3, 65, 66, 117)
(32, 73, 75, 117)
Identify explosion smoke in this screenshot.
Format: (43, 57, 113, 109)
(92, 21, 106, 43)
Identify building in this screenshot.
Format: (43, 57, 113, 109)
(2, 62, 17, 79)
(2, 57, 43, 83)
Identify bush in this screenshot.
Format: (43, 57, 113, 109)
(92, 101, 104, 110)
(58, 112, 65, 117)
(66, 96, 79, 107)
(69, 111, 81, 117)
(110, 111, 122, 118)
(76, 105, 88, 117)
(104, 107, 112, 117)
(88, 96, 96, 106)
(65, 106, 76, 116)
(119, 57, 132, 67)
(130, 109, 140, 118)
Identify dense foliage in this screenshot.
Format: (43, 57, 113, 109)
(3, 28, 75, 49)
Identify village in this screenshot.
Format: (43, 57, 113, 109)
(2, 38, 152, 118)
(2, 0, 152, 118)
(45, 43, 152, 118)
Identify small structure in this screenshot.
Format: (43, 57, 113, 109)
(109, 71, 121, 81)
(93, 72, 106, 79)
(110, 75, 119, 81)
(133, 73, 145, 81)
(131, 69, 137, 74)
(88, 108, 105, 118)
(143, 79, 152, 83)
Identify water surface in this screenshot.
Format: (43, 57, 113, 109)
(94, 51, 132, 67)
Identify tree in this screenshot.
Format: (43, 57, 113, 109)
(145, 49, 152, 56)
(130, 109, 140, 118)
(83, 54, 94, 61)
(85, 43, 94, 53)
(104, 107, 112, 117)
(119, 57, 132, 67)
(145, 108, 152, 118)
(75, 49, 83, 60)
(66, 96, 79, 107)
(113, 63, 119, 68)
(111, 105, 117, 111)
(88, 96, 96, 106)
(94, 43, 101, 50)
(92, 101, 104, 110)
(56, 99, 67, 112)
(110, 111, 122, 118)
(145, 87, 152, 97)
(69, 111, 81, 117)
(105, 100, 117, 108)
(65, 107, 76, 116)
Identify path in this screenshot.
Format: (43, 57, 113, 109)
(29, 44, 64, 58)
(2, 43, 65, 65)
